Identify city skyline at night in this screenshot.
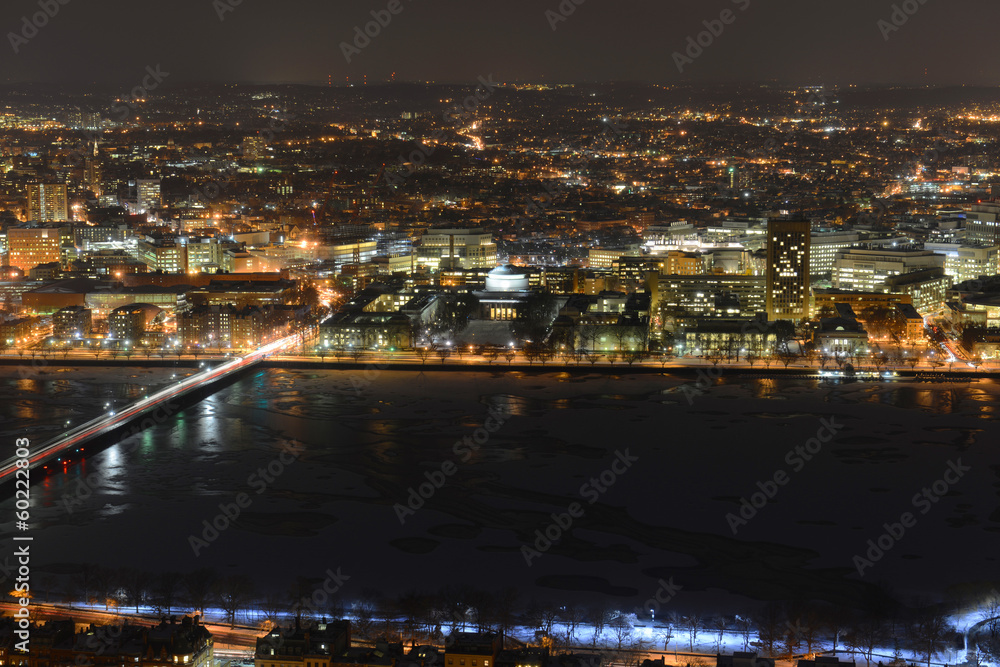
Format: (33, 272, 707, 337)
(2, 3, 1000, 667)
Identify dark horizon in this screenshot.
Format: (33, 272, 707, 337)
(1, 0, 997, 87)
(6, 79, 1000, 89)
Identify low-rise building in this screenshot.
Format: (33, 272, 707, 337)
(924, 242, 1000, 284)
(833, 247, 944, 292)
(416, 229, 498, 270)
(897, 302, 926, 342)
(797, 657, 855, 667)
(108, 303, 163, 344)
(813, 317, 869, 357)
(320, 312, 412, 350)
(717, 652, 775, 667)
(255, 620, 351, 667)
(496, 648, 548, 667)
(179, 304, 300, 348)
(884, 268, 950, 317)
(658, 275, 766, 321)
(445, 633, 500, 667)
(185, 280, 295, 308)
(812, 289, 911, 318)
(0, 317, 35, 346)
(53, 305, 92, 339)
(588, 245, 642, 269)
(35, 616, 212, 667)
(677, 317, 779, 357)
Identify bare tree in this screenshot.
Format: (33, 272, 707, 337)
(872, 352, 889, 373)
(783, 620, 802, 657)
(216, 574, 254, 628)
(736, 614, 754, 651)
(848, 618, 885, 665)
(798, 611, 821, 655)
(686, 613, 703, 650)
(911, 611, 949, 667)
(494, 587, 519, 646)
(610, 611, 635, 649)
(257, 593, 288, 630)
(153, 571, 182, 615)
(658, 622, 675, 650)
(563, 604, 586, 643)
(590, 606, 609, 647)
(120, 568, 150, 613)
(184, 568, 217, 616)
(71, 563, 98, 605)
(91, 566, 115, 610)
(353, 596, 378, 639)
(755, 603, 784, 657)
(714, 617, 727, 652)
(540, 604, 560, 636)
(624, 350, 647, 366)
(777, 350, 798, 369)
(979, 591, 1000, 639)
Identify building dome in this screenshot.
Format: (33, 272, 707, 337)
(485, 264, 529, 292)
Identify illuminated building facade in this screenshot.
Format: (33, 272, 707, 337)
(136, 178, 162, 213)
(27, 183, 68, 222)
(137, 238, 186, 273)
(658, 275, 765, 319)
(833, 247, 944, 292)
(417, 229, 498, 270)
(810, 231, 860, 276)
(7, 226, 69, 271)
(766, 220, 811, 321)
(53, 305, 92, 339)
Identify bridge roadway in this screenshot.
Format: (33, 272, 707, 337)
(0, 334, 299, 485)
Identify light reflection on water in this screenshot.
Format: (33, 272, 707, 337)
(705, 375, 1000, 418)
(13, 372, 999, 490)
(9, 370, 1000, 603)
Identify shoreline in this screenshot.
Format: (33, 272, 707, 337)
(0, 355, 993, 380)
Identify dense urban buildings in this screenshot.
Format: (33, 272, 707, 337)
(2, 83, 1000, 360)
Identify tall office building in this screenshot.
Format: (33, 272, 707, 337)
(242, 135, 267, 160)
(84, 157, 102, 197)
(136, 179, 162, 213)
(765, 219, 811, 321)
(26, 183, 68, 222)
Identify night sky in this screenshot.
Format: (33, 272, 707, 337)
(0, 0, 996, 86)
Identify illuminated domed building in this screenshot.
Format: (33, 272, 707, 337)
(484, 264, 530, 292)
(475, 265, 533, 321)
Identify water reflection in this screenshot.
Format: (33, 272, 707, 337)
(7, 368, 1000, 610)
